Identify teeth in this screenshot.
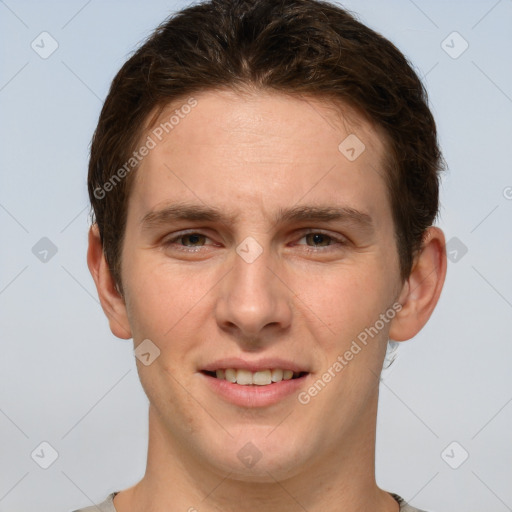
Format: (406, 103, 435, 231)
(224, 368, 237, 383)
(271, 368, 283, 382)
(211, 368, 302, 385)
(283, 370, 294, 380)
(236, 369, 253, 385)
(253, 370, 272, 385)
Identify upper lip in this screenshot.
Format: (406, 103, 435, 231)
(201, 357, 309, 373)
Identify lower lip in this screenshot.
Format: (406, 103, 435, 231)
(200, 372, 309, 407)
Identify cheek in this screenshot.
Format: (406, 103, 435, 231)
(122, 255, 210, 433)
(137, 359, 205, 438)
(290, 260, 394, 343)
(123, 253, 211, 340)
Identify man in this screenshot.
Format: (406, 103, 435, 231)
(78, 0, 447, 510)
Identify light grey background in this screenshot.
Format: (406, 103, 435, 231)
(1, 1, 511, 511)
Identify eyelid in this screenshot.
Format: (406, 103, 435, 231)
(166, 229, 212, 238)
(297, 228, 348, 240)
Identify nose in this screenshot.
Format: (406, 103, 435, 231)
(214, 244, 293, 346)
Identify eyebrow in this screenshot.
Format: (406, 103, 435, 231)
(141, 203, 238, 231)
(140, 202, 375, 234)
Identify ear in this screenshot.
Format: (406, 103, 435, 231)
(389, 226, 447, 341)
(87, 224, 132, 339)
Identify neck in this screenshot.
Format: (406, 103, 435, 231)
(115, 393, 398, 512)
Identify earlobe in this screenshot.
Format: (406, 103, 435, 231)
(388, 227, 447, 342)
(87, 224, 132, 340)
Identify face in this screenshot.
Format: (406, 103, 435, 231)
(117, 89, 406, 481)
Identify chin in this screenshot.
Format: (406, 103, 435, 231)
(202, 429, 310, 482)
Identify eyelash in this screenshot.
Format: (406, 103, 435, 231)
(162, 230, 348, 253)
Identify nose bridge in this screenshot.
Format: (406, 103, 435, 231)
(215, 239, 292, 337)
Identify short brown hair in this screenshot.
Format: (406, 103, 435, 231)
(88, 0, 443, 292)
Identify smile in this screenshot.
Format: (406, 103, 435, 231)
(202, 368, 307, 385)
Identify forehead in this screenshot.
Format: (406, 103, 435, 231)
(129, 88, 391, 229)
(142, 88, 387, 163)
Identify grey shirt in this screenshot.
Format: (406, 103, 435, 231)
(71, 491, 429, 511)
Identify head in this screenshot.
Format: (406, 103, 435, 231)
(87, 0, 446, 483)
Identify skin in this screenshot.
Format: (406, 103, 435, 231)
(88, 88, 447, 512)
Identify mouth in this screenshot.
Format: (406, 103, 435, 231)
(201, 368, 309, 386)
(199, 358, 311, 406)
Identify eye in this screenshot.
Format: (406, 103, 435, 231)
(162, 231, 213, 251)
(303, 233, 331, 247)
(177, 233, 207, 247)
(295, 231, 347, 250)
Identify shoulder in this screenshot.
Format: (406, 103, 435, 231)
(70, 492, 118, 512)
(390, 492, 431, 512)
